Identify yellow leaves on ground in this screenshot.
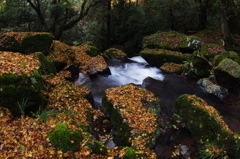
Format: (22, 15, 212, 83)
(0, 51, 40, 76)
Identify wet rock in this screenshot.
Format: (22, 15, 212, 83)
(179, 145, 191, 159)
(197, 78, 229, 100)
(214, 58, 240, 90)
(0, 31, 53, 55)
(140, 49, 185, 66)
(174, 94, 240, 158)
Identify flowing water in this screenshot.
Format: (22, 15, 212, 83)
(74, 56, 240, 158)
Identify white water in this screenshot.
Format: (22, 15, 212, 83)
(74, 56, 164, 107)
(107, 56, 164, 85)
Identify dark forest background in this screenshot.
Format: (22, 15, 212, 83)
(1, 0, 240, 56)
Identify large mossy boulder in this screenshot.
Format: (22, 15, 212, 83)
(214, 58, 240, 90)
(73, 46, 110, 76)
(213, 51, 240, 66)
(0, 51, 46, 116)
(103, 48, 127, 60)
(140, 49, 185, 66)
(142, 31, 201, 52)
(174, 94, 240, 158)
(102, 84, 160, 149)
(184, 51, 212, 78)
(47, 40, 76, 71)
(0, 31, 53, 55)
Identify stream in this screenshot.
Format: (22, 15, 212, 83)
(73, 56, 240, 158)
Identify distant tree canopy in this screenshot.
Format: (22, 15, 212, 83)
(0, 0, 240, 51)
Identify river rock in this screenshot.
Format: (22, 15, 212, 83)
(214, 58, 240, 90)
(174, 94, 240, 158)
(102, 84, 160, 149)
(197, 78, 229, 100)
(0, 30, 53, 55)
(140, 49, 185, 66)
(0, 51, 46, 116)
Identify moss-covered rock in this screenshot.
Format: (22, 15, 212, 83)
(200, 43, 227, 60)
(86, 140, 107, 155)
(48, 122, 83, 153)
(0, 31, 53, 55)
(73, 46, 110, 76)
(47, 40, 75, 71)
(160, 63, 184, 74)
(213, 51, 240, 67)
(33, 52, 57, 75)
(179, 36, 202, 51)
(142, 31, 186, 50)
(184, 51, 212, 78)
(102, 84, 160, 149)
(140, 49, 185, 66)
(214, 58, 240, 90)
(142, 31, 202, 52)
(83, 44, 101, 57)
(174, 94, 240, 158)
(0, 51, 46, 116)
(103, 48, 127, 60)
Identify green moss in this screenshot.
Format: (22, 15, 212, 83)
(21, 33, 54, 55)
(180, 36, 201, 51)
(86, 140, 107, 155)
(34, 52, 57, 75)
(0, 71, 46, 116)
(48, 122, 83, 153)
(102, 93, 131, 146)
(140, 49, 185, 66)
(84, 44, 100, 57)
(200, 43, 227, 60)
(104, 48, 127, 59)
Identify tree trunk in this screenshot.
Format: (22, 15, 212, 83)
(220, 0, 232, 49)
(106, 0, 111, 48)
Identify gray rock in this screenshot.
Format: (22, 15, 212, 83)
(197, 79, 229, 100)
(179, 145, 191, 159)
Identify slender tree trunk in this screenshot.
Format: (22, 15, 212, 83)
(220, 0, 232, 49)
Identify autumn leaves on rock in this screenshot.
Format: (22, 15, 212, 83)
(102, 84, 160, 153)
